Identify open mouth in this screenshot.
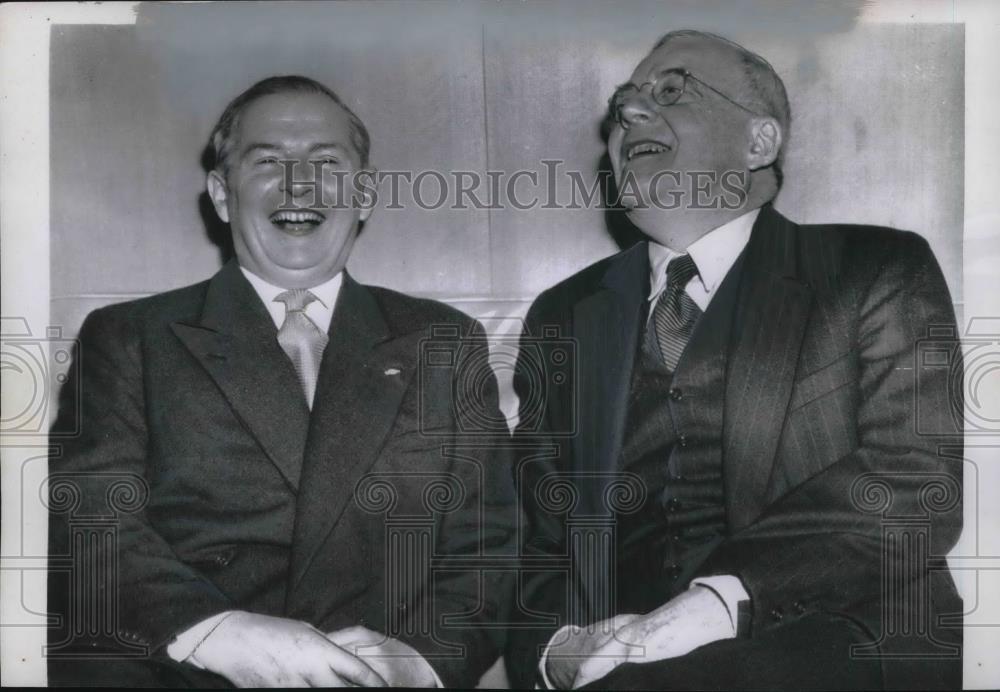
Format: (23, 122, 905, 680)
(625, 140, 673, 161)
(270, 209, 326, 234)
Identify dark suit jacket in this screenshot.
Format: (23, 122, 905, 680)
(507, 205, 963, 689)
(47, 259, 515, 688)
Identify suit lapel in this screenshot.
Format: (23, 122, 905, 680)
(287, 274, 416, 594)
(572, 243, 649, 519)
(723, 206, 814, 530)
(170, 260, 310, 491)
(567, 243, 646, 618)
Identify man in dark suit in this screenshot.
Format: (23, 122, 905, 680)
(506, 30, 963, 690)
(47, 75, 515, 687)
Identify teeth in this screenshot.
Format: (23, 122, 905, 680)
(627, 142, 670, 161)
(271, 210, 324, 224)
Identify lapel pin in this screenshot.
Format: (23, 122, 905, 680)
(384, 367, 401, 376)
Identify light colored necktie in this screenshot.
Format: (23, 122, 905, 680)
(275, 289, 329, 409)
(652, 254, 702, 371)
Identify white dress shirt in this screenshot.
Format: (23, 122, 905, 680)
(539, 208, 760, 688)
(646, 207, 759, 316)
(239, 266, 343, 332)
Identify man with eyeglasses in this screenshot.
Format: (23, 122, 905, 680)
(507, 30, 962, 690)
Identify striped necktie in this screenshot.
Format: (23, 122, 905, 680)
(275, 289, 329, 409)
(652, 254, 702, 371)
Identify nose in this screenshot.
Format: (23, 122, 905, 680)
(278, 159, 319, 198)
(618, 87, 658, 129)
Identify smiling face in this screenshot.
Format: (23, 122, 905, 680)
(207, 91, 373, 289)
(608, 35, 757, 216)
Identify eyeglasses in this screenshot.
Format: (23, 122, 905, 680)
(609, 68, 759, 128)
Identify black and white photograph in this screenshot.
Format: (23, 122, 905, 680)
(1, 0, 998, 688)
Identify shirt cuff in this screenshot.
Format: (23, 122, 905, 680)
(165, 611, 235, 667)
(536, 625, 578, 689)
(689, 575, 749, 633)
(420, 654, 446, 688)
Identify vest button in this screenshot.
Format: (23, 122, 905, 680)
(667, 564, 682, 580)
(669, 387, 683, 401)
(770, 607, 784, 622)
(667, 497, 682, 513)
(678, 434, 689, 448)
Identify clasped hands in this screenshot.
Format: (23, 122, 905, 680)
(545, 585, 736, 689)
(190, 612, 438, 687)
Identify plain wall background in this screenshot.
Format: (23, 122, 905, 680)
(51, 2, 963, 343)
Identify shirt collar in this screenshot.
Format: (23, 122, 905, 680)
(239, 265, 343, 330)
(647, 207, 760, 304)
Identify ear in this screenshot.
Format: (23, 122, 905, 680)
(355, 167, 378, 223)
(746, 117, 782, 171)
(607, 123, 626, 184)
(206, 169, 230, 223)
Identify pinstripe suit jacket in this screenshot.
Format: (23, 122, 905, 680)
(507, 205, 963, 688)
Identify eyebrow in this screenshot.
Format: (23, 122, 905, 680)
(618, 66, 686, 88)
(650, 66, 687, 79)
(308, 143, 347, 152)
(240, 143, 281, 158)
(240, 142, 348, 158)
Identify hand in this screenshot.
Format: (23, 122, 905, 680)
(190, 611, 388, 687)
(327, 626, 440, 687)
(543, 614, 641, 689)
(573, 586, 735, 688)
